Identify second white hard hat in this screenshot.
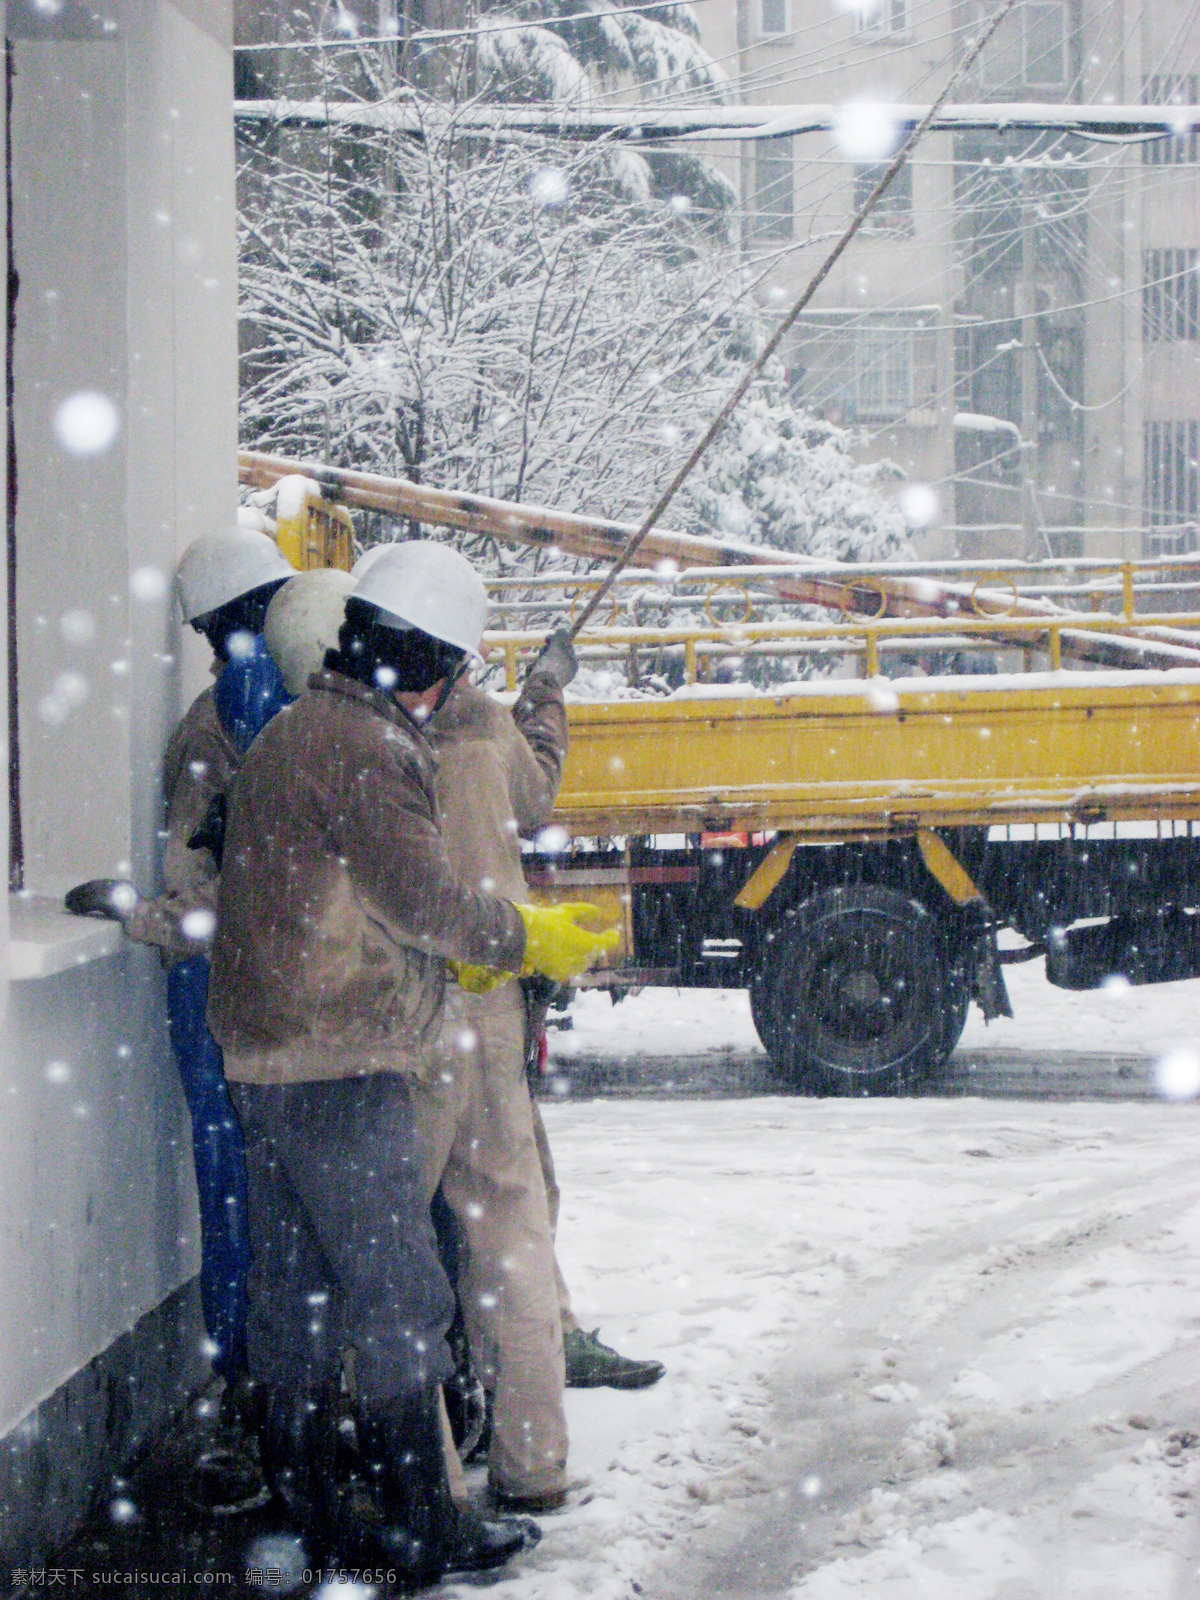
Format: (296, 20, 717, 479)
(176, 526, 296, 623)
(350, 543, 389, 581)
(352, 541, 487, 657)
(264, 568, 356, 697)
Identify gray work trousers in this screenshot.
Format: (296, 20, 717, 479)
(411, 984, 568, 1500)
(230, 1072, 454, 1408)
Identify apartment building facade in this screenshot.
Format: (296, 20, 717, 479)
(698, 0, 1200, 561)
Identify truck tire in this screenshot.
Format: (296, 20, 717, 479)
(748, 926, 783, 1057)
(760, 885, 965, 1095)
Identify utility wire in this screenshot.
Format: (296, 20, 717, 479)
(234, 0, 719, 53)
(568, 0, 1021, 637)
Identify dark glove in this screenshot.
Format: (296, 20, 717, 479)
(531, 627, 577, 689)
(188, 793, 227, 869)
(64, 879, 139, 923)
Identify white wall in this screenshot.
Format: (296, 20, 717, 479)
(0, 0, 236, 1442)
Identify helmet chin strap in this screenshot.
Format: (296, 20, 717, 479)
(431, 655, 470, 716)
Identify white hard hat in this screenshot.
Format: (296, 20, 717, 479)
(264, 568, 355, 697)
(352, 541, 487, 657)
(176, 526, 296, 623)
(351, 543, 391, 580)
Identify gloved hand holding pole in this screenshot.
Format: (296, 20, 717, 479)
(451, 902, 618, 992)
(517, 901, 619, 982)
(530, 626, 578, 689)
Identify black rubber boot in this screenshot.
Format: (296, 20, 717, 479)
(444, 1503, 541, 1574)
(352, 1386, 535, 1586)
(258, 1383, 338, 1553)
(442, 1306, 489, 1462)
(185, 1374, 271, 1518)
(352, 1385, 459, 1588)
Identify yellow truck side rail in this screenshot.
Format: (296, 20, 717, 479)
(483, 610, 1200, 689)
(243, 472, 1200, 838)
(547, 672, 1200, 836)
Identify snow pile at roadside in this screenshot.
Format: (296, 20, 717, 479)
(443, 1097, 1200, 1600)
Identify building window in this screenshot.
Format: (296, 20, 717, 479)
(977, 0, 1068, 90)
(1022, 1, 1067, 85)
(760, 0, 788, 37)
(1144, 421, 1200, 552)
(754, 140, 792, 242)
(856, 0, 908, 34)
(855, 326, 913, 418)
(854, 161, 912, 233)
(1143, 250, 1199, 342)
(1143, 76, 1199, 166)
(793, 312, 930, 422)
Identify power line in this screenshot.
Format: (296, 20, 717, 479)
(567, 0, 1023, 634)
(233, 0, 720, 54)
(232, 98, 1200, 142)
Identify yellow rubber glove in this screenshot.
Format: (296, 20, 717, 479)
(516, 901, 620, 982)
(448, 960, 510, 995)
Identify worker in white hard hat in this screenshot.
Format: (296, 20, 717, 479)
(206, 541, 616, 1583)
(261, 565, 356, 699)
(346, 545, 662, 1506)
(65, 524, 297, 1514)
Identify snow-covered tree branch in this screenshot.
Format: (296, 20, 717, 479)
(238, 100, 909, 595)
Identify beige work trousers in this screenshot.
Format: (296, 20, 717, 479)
(411, 983, 568, 1500)
(529, 1095, 581, 1336)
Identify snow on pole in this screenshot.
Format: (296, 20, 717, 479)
(232, 101, 1200, 145)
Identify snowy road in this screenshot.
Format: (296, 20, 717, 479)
(445, 971, 1200, 1600)
(545, 960, 1200, 1103)
(463, 1100, 1200, 1600)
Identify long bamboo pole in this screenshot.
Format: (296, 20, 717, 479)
(237, 449, 1200, 668)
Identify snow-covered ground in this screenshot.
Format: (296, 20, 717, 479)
(438, 972, 1200, 1600)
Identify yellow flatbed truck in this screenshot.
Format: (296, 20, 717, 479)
(242, 453, 1200, 1094)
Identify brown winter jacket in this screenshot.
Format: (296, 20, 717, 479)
(125, 685, 239, 966)
(207, 668, 527, 1085)
(429, 673, 568, 903)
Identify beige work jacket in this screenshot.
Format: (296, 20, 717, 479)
(428, 673, 568, 902)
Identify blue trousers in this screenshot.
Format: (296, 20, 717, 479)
(166, 956, 250, 1379)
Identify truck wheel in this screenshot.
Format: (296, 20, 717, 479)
(763, 885, 963, 1095)
(749, 927, 782, 1057)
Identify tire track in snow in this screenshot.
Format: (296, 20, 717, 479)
(654, 1137, 1200, 1600)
